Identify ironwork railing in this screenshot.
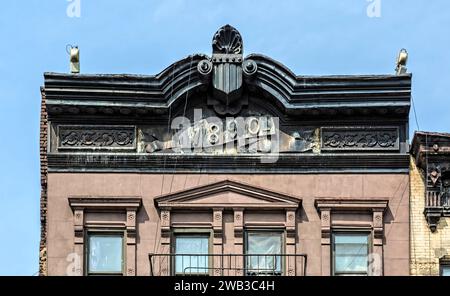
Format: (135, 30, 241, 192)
(426, 191, 450, 208)
(149, 253, 307, 276)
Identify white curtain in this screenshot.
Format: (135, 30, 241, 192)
(246, 233, 282, 274)
(175, 236, 209, 274)
(88, 236, 123, 273)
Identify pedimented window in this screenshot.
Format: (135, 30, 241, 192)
(151, 180, 303, 276)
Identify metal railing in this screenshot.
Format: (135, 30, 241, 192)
(149, 253, 307, 276)
(426, 190, 450, 208)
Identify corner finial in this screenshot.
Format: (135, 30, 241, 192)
(67, 45, 80, 74)
(212, 24, 243, 54)
(395, 48, 408, 75)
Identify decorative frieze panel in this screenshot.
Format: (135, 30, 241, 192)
(144, 115, 319, 155)
(321, 127, 399, 151)
(57, 125, 136, 151)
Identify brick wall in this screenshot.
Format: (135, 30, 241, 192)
(410, 157, 450, 275)
(39, 87, 48, 276)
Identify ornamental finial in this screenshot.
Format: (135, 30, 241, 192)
(212, 24, 243, 55)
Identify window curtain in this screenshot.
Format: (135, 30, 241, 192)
(246, 233, 282, 275)
(175, 236, 209, 274)
(88, 236, 123, 273)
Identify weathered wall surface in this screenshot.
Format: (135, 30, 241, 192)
(410, 157, 450, 275)
(46, 173, 409, 276)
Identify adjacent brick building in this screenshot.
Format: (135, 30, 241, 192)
(39, 25, 412, 276)
(410, 132, 450, 276)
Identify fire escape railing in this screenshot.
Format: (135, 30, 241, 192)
(424, 187, 450, 232)
(149, 253, 307, 276)
(426, 190, 450, 208)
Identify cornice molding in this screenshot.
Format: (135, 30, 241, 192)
(314, 199, 389, 212)
(68, 197, 142, 210)
(47, 153, 410, 173)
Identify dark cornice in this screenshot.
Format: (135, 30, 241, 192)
(247, 54, 411, 107)
(47, 153, 409, 173)
(44, 54, 207, 109)
(43, 54, 411, 118)
(410, 131, 450, 168)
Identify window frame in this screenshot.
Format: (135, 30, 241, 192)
(244, 229, 285, 276)
(331, 231, 371, 276)
(171, 228, 213, 276)
(440, 257, 450, 276)
(85, 230, 125, 276)
(441, 173, 450, 207)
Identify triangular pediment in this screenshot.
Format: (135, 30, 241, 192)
(154, 180, 300, 210)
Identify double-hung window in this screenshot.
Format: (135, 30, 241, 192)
(441, 261, 450, 276)
(245, 232, 282, 276)
(174, 235, 209, 275)
(87, 233, 124, 275)
(332, 233, 369, 276)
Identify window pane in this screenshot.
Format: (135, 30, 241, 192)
(88, 235, 123, 273)
(442, 266, 450, 276)
(175, 236, 209, 274)
(246, 233, 282, 275)
(334, 233, 368, 275)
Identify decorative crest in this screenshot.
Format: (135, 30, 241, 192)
(212, 24, 243, 54)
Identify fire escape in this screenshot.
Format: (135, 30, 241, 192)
(149, 253, 307, 276)
(412, 132, 450, 232)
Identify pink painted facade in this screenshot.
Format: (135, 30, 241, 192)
(46, 173, 409, 276)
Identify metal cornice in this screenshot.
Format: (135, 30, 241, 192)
(43, 54, 411, 116)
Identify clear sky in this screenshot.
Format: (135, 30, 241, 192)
(0, 0, 449, 275)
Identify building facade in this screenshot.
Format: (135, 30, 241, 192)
(410, 132, 450, 276)
(39, 25, 411, 276)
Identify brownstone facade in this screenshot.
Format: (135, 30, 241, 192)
(40, 25, 411, 276)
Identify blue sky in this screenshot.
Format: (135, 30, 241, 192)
(0, 0, 449, 275)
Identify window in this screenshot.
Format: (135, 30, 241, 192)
(174, 235, 209, 275)
(441, 266, 450, 276)
(87, 234, 123, 275)
(441, 261, 450, 276)
(245, 232, 282, 275)
(332, 233, 369, 276)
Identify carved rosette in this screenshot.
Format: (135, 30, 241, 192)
(126, 209, 137, 243)
(160, 210, 171, 244)
(320, 209, 331, 245)
(373, 211, 384, 244)
(213, 209, 223, 240)
(234, 209, 244, 239)
(73, 209, 84, 244)
(286, 210, 296, 247)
